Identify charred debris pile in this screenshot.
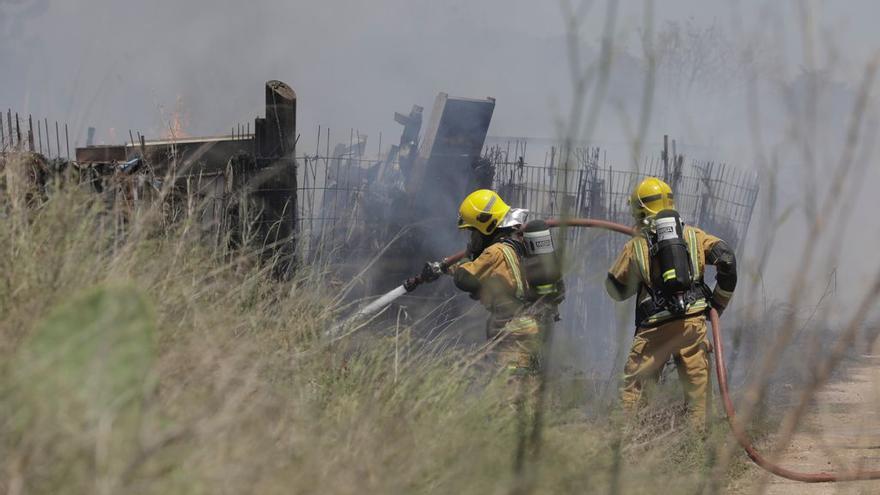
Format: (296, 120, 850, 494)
(1, 81, 758, 340)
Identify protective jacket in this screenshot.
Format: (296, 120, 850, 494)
(605, 225, 737, 327)
(449, 236, 547, 383)
(448, 239, 530, 330)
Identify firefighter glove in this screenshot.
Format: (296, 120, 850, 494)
(710, 295, 727, 316)
(420, 261, 444, 283)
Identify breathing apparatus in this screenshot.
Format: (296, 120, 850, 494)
(452, 210, 564, 304)
(465, 218, 564, 302)
(628, 177, 702, 325)
(645, 209, 696, 315)
(521, 219, 563, 300)
(466, 227, 503, 259)
(347, 213, 880, 484)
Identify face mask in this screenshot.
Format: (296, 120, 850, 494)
(467, 229, 491, 258)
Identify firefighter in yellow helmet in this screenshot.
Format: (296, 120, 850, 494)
(421, 189, 560, 389)
(605, 177, 737, 426)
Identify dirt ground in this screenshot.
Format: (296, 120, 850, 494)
(733, 348, 880, 494)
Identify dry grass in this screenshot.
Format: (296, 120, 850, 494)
(0, 154, 760, 495)
(4, 3, 877, 488)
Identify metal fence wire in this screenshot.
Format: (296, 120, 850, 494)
(297, 154, 377, 259)
(490, 144, 759, 251)
(294, 140, 759, 259)
(293, 136, 760, 373)
(0, 109, 71, 159)
(485, 141, 759, 372)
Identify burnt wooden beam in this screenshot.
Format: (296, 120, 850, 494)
(260, 80, 297, 159)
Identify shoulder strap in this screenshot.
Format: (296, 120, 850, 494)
(632, 238, 650, 282)
(498, 243, 526, 300)
(685, 226, 700, 280)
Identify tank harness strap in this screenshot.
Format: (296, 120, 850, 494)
(641, 299, 709, 327)
(633, 238, 650, 282)
(636, 226, 708, 328)
(686, 227, 700, 280)
(498, 243, 526, 301)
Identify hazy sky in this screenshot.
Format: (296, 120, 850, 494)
(3, 0, 880, 316)
(3, 0, 877, 147)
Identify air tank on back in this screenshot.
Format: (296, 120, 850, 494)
(522, 219, 562, 299)
(650, 209, 693, 313)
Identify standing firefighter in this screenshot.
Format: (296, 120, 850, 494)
(605, 177, 737, 426)
(421, 189, 562, 392)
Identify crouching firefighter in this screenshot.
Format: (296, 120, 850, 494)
(605, 177, 737, 427)
(420, 189, 564, 393)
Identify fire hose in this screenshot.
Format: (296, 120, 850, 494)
(350, 216, 880, 482)
(397, 217, 639, 293)
(709, 308, 880, 482)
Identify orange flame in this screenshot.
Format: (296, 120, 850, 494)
(162, 96, 190, 140)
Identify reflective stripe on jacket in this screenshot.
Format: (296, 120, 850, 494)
(448, 241, 528, 322)
(607, 225, 721, 327)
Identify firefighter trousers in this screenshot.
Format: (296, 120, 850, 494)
(621, 315, 711, 426)
(488, 316, 542, 375)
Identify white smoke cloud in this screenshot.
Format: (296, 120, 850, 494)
(4, 0, 879, 320)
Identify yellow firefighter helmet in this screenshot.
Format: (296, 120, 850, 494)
(630, 177, 675, 221)
(457, 189, 512, 235)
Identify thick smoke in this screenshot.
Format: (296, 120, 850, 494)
(4, 0, 880, 327)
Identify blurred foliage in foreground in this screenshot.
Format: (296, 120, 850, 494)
(0, 156, 757, 494)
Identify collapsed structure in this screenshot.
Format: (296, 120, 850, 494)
(1, 80, 758, 372)
(72, 80, 298, 274)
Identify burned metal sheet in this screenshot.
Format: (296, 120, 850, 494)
(407, 93, 495, 198)
(404, 93, 495, 259)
